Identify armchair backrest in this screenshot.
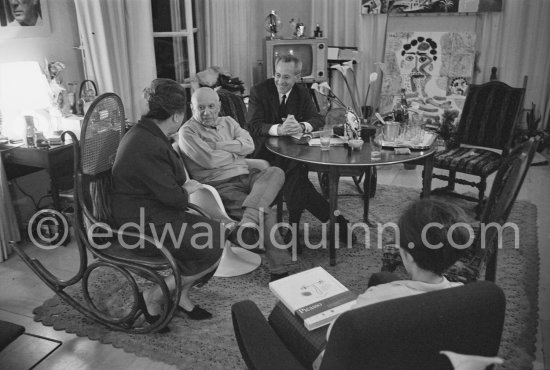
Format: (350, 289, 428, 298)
(218, 89, 247, 127)
(320, 281, 505, 370)
(456, 77, 527, 154)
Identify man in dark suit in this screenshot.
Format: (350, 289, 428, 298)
(247, 54, 354, 250)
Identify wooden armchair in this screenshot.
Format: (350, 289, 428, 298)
(13, 93, 185, 333)
(384, 138, 539, 283)
(431, 77, 527, 218)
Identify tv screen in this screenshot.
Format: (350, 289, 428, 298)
(272, 44, 314, 77)
(265, 38, 328, 83)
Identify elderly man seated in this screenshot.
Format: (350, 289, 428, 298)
(179, 87, 292, 282)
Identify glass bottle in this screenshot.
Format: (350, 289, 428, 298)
(25, 116, 36, 148)
(314, 24, 323, 38)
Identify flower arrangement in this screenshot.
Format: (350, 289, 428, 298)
(312, 60, 378, 138)
(311, 81, 361, 139)
(44, 60, 66, 110)
(313, 61, 379, 140)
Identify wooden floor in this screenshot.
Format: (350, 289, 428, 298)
(1, 153, 549, 369)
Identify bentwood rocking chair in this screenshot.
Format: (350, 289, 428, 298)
(13, 93, 188, 333)
(431, 77, 527, 218)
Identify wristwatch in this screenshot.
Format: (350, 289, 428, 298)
(299, 122, 306, 133)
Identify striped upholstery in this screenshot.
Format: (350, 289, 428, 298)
(434, 147, 502, 176)
(384, 139, 538, 283)
(430, 77, 527, 217)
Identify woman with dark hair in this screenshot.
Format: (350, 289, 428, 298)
(111, 78, 224, 323)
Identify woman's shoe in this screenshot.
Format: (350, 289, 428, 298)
(177, 305, 212, 320)
(137, 293, 170, 333)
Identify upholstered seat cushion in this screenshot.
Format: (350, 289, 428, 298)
(434, 147, 502, 176)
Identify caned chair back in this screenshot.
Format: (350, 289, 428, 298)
(457, 77, 527, 154)
(77, 93, 126, 224)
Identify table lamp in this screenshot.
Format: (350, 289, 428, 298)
(0, 61, 52, 143)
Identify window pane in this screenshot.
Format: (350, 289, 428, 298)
(151, 0, 187, 32)
(153, 37, 189, 82)
(151, 0, 172, 32)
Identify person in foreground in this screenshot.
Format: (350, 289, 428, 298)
(111, 79, 224, 325)
(247, 54, 355, 250)
(179, 87, 293, 282)
(312, 199, 469, 369)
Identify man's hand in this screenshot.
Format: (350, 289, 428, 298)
(182, 180, 203, 194)
(277, 114, 303, 136)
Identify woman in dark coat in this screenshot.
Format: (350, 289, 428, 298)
(111, 79, 223, 321)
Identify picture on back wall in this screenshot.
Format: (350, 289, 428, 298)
(361, 0, 502, 14)
(0, 0, 50, 38)
(380, 32, 476, 124)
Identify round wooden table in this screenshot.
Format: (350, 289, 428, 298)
(266, 136, 436, 265)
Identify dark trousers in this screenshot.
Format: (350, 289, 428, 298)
(280, 161, 330, 225)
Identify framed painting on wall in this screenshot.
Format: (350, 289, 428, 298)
(361, 0, 502, 14)
(380, 31, 476, 125)
(0, 0, 51, 39)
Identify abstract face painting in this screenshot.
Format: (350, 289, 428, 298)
(450, 77, 468, 96)
(398, 36, 439, 99)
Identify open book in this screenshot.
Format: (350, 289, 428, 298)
(269, 267, 357, 331)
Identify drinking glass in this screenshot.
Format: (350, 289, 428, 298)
(370, 132, 382, 160)
(320, 130, 332, 151)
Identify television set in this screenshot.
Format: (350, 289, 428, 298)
(265, 38, 328, 83)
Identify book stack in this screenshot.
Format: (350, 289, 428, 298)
(269, 267, 357, 331)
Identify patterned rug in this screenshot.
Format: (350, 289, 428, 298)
(33, 183, 539, 370)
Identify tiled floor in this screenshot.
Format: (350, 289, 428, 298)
(1, 154, 549, 369)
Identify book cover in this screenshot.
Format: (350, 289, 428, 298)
(269, 267, 357, 331)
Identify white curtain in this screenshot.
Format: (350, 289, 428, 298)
(203, 0, 256, 92)
(311, 0, 550, 128)
(74, 0, 157, 122)
(476, 0, 550, 130)
(0, 158, 20, 262)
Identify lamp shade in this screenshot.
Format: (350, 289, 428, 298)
(0, 61, 52, 139)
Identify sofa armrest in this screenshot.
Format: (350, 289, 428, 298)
(231, 300, 305, 370)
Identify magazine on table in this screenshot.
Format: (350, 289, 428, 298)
(269, 267, 357, 331)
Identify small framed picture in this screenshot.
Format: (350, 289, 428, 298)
(0, 0, 51, 39)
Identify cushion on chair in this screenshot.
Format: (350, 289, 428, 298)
(434, 147, 502, 176)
